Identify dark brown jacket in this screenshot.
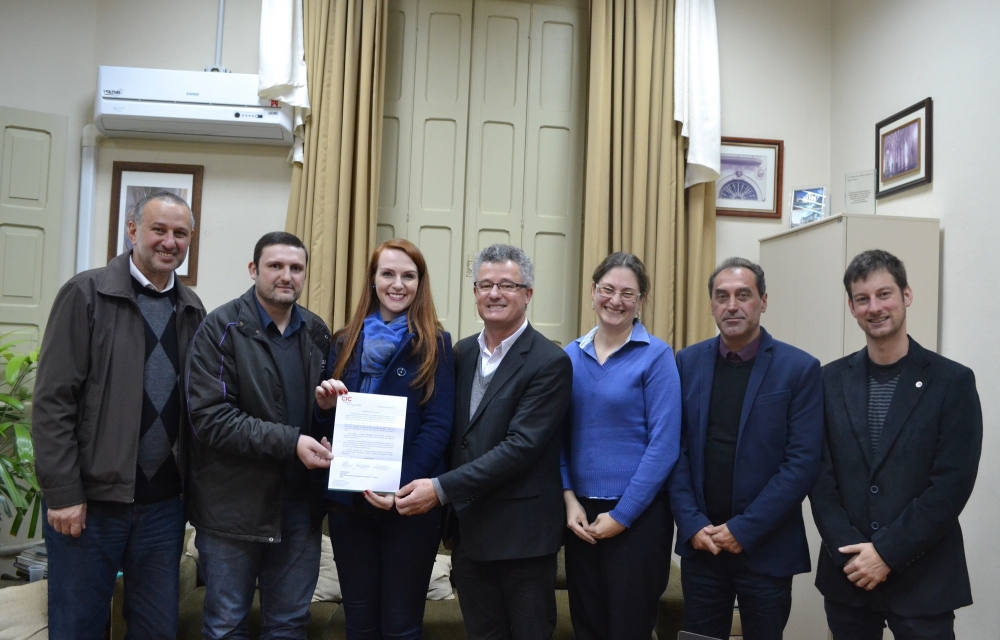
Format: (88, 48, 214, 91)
(33, 252, 205, 509)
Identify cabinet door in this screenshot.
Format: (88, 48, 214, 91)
(0, 106, 67, 341)
(759, 219, 845, 365)
(407, 0, 473, 336)
(459, 0, 532, 338)
(791, 220, 847, 365)
(377, 0, 417, 245)
(521, 3, 586, 346)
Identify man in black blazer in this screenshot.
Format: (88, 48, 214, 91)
(397, 244, 572, 639)
(810, 249, 982, 639)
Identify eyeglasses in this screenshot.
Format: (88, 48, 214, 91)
(474, 280, 529, 294)
(595, 284, 639, 302)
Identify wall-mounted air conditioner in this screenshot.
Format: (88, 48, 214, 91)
(95, 66, 294, 147)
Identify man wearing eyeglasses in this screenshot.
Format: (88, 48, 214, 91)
(396, 244, 572, 639)
(667, 257, 824, 639)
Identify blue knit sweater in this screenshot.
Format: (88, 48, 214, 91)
(561, 322, 682, 527)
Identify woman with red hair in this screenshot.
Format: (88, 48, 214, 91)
(315, 238, 455, 639)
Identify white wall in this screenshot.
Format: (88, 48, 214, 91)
(717, 0, 1000, 635)
(0, 0, 291, 311)
(715, 0, 832, 265)
(830, 0, 1000, 636)
(92, 139, 291, 311)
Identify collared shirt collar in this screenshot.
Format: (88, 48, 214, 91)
(576, 322, 649, 359)
(719, 329, 763, 362)
(254, 293, 304, 339)
(477, 319, 529, 376)
(129, 252, 175, 292)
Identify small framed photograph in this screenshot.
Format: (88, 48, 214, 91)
(107, 162, 204, 286)
(716, 137, 784, 218)
(875, 98, 932, 199)
(790, 186, 828, 228)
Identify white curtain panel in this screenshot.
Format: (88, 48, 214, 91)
(673, 0, 721, 187)
(259, 0, 310, 162)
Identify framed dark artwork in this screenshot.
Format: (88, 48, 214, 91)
(716, 138, 784, 218)
(875, 98, 932, 199)
(107, 162, 204, 286)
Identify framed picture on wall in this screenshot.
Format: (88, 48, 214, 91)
(875, 98, 932, 199)
(789, 186, 828, 228)
(107, 162, 204, 286)
(716, 137, 784, 218)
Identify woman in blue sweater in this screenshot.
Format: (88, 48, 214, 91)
(315, 238, 455, 640)
(562, 252, 682, 640)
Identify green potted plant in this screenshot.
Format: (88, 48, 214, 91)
(0, 331, 41, 537)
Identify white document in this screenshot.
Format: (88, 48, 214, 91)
(845, 169, 876, 215)
(328, 392, 407, 493)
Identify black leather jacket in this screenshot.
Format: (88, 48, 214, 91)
(185, 287, 331, 542)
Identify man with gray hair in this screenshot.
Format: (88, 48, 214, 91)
(668, 256, 823, 639)
(397, 244, 572, 639)
(34, 191, 205, 638)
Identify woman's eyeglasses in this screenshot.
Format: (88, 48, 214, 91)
(595, 284, 639, 302)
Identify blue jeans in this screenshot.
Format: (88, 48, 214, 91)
(327, 507, 441, 640)
(195, 498, 321, 640)
(824, 598, 956, 640)
(680, 551, 793, 640)
(43, 496, 185, 640)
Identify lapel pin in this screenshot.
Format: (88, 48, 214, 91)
(915, 381, 923, 388)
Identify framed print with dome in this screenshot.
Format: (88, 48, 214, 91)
(716, 137, 784, 218)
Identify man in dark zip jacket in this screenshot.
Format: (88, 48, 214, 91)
(185, 231, 332, 639)
(34, 191, 205, 639)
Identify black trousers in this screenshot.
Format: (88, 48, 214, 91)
(451, 544, 558, 640)
(824, 599, 956, 640)
(327, 507, 441, 640)
(564, 493, 672, 640)
(681, 551, 793, 640)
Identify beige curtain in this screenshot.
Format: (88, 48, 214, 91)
(582, 0, 716, 349)
(286, 0, 388, 329)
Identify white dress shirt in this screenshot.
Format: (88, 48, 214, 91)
(129, 253, 175, 292)
(477, 319, 529, 377)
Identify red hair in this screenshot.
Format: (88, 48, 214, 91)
(331, 239, 444, 404)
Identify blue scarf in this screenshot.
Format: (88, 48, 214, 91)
(359, 311, 410, 393)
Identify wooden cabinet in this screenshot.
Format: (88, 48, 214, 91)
(758, 214, 940, 365)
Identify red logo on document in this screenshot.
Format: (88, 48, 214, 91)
(339, 395, 352, 403)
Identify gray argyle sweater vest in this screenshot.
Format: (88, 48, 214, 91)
(132, 278, 182, 503)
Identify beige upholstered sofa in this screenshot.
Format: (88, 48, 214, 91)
(107, 529, 740, 640)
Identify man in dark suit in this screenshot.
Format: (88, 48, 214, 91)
(396, 244, 572, 639)
(810, 249, 982, 639)
(668, 257, 824, 640)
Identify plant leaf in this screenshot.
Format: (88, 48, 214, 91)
(24, 490, 41, 538)
(0, 394, 24, 411)
(6, 354, 27, 387)
(0, 461, 28, 510)
(14, 423, 34, 463)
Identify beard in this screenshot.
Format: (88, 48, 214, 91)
(256, 282, 300, 308)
